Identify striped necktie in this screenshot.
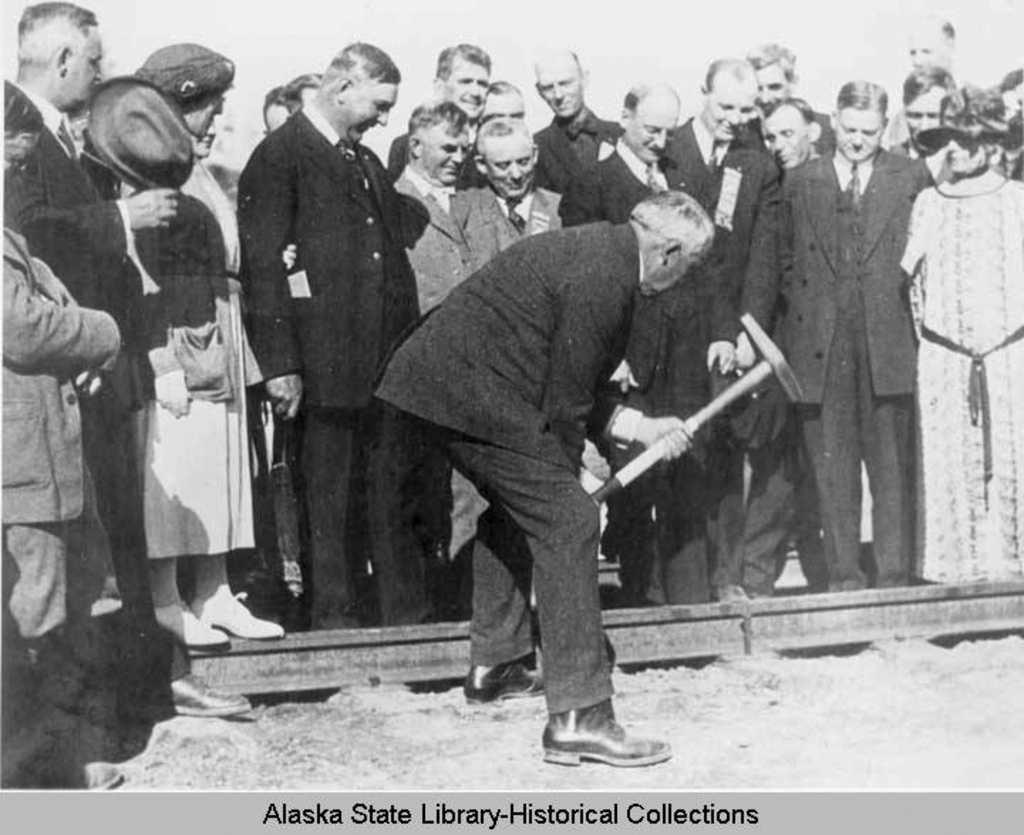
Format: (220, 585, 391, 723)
(57, 119, 78, 159)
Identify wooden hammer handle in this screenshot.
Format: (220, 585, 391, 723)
(589, 360, 774, 504)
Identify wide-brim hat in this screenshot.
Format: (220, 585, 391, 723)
(87, 77, 194, 190)
(916, 84, 1021, 155)
(136, 43, 235, 107)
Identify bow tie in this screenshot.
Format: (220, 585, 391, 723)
(560, 112, 595, 141)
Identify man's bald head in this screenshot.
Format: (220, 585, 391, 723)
(534, 49, 587, 121)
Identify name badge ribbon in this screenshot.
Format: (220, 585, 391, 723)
(715, 167, 742, 231)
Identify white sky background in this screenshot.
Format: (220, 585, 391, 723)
(3, 0, 1023, 169)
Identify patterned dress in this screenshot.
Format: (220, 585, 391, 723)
(902, 175, 1024, 583)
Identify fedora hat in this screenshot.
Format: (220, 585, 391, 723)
(87, 76, 193, 190)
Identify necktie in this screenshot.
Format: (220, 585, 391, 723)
(338, 140, 372, 194)
(505, 197, 527, 234)
(848, 162, 861, 208)
(708, 141, 726, 173)
(646, 163, 666, 192)
(57, 119, 77, 159)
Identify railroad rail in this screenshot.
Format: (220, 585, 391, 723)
(192, 580, 1024, 696)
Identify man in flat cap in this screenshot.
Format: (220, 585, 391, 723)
(238, 42, 430, 629)
(376, 191, 712, 766)
(8, 2, 251, 721)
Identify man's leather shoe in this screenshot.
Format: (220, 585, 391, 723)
(542, 699, 671, 767)
(171, 673, 252, 718)
(464, 658, 543, 704)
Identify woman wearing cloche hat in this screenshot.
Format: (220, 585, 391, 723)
(901, 84, 1024, 585)
(89, 69, 283, 649)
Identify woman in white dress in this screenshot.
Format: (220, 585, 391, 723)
(90, 67, 282, 650)
(902, 85, 1024, 584)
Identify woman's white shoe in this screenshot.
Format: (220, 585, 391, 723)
(154, 603, 230, 649)
(193, 592, 285, 640)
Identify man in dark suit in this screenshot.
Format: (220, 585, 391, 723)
(761, 81, 932, 591)
(746, 43, 836, 155)
(631, 58, 780, 605)
(558, 81, 683, 604)
(377, 192, 713, 766)
(532, 50, 622, 194)
(8, 2, 248, 720)
(560, 83, 681, 226)
(238, 42, 429, 629)
(452, 117, 562, 271)
(386, 44, 490, 189)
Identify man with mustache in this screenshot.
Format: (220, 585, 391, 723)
(238, 42, 430, 629)
(387, 44, 491, 189)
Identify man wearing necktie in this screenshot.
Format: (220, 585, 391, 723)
(452, 117, 562, 272)
(238, 43, 429, 629)
(8, 2, 252, 725)
(559, 83, 681, 227)
(532, 50, 623, 194)
(759, 81, 933, 591)
(614, 60, 780, 606)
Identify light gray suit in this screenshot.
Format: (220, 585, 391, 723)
(451, 186, 562, 272)
(394, 173, 473, 313)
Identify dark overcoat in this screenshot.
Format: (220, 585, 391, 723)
(533, 111, 622, 195)
(237, 112, 420, 410)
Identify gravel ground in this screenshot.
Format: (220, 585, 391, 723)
(122, 634, 1024, 790)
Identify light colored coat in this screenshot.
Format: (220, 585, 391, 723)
(3, 230, 120, 524)
(394, 173, 473, 313)
(451, 186, 562, 272)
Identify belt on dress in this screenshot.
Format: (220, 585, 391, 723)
(920, 322, 1024, 504)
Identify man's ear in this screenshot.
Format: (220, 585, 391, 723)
(433, 77, 446, 99)
(56, 45, 73, 77)
(808, 121, 822, 143)
(408, 134, 422, 161)
(475, 155, 488, 177)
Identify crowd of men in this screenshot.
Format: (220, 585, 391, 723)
(3, 0, 1023, 783)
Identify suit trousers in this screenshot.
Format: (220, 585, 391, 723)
(446, 435, 613, 715)
(798, 284, 913, 590)
(2, 515, 102, 787)
(300, 403, 430, 627)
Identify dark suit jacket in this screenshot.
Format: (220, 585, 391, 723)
(386, 133, 486, 189)
(558, 150, 682, 227)
(376, 223, 641, 470)
(237, 112, 420, 410)
(774, 152, 932, 404)
(450, 185, 562, 271)
(533, 110, 623, 195)
(6, 127, 128, 319)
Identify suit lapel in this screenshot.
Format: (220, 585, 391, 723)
(671, 122, 714, 203)
(395, 175, 461, 243)
(801, 157, 840, 276)
(859, 152, 902, 260)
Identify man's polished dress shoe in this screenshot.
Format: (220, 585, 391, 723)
(542, 698, 671, 767)
(171, 673, 252, 718)
(84, 761, 125, 790)
(463, 658, 543, 704)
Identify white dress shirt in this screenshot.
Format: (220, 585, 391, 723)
(615, 138, 667, 191)
(501, 192, 534, 226)
(403, 165, 455, 213)
(692, 117, 728, 167)
(304, 102, 342, 147)
(832, 153, 875, 196)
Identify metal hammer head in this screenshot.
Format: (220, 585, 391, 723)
(740, 313, 804, 402)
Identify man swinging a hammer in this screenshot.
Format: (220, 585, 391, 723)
(376, 191, 713, 767)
